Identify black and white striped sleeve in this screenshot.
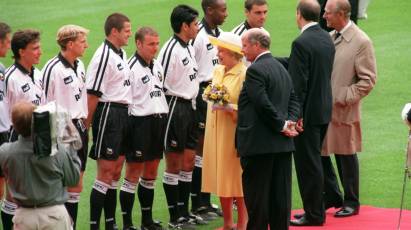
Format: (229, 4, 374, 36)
(86, 44, 110, 97)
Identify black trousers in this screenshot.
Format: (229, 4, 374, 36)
(241, 152, 292, 230)
(322, 154, 360, 209)
(293, 124, 328, 223)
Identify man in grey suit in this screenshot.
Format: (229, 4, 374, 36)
(236, 28, 299, 230)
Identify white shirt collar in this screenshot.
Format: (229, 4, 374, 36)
(337, 20, 352, 35)
(254, 51, 271, 63)
(301, 22, 318, 33)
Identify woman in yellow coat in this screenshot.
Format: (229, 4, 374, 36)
(202, 32, 247, 230)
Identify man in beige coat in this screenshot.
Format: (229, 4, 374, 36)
(321, 0, 376, 218)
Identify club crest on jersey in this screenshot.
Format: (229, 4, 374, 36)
(81, 71, 86, 82)
(117, 63, 124, 71)
(0, 73, 4, 81)
(142, 75, 150, 84)
(182, 57, 189, 66)
(206, 43, 213, 50)
(21, 83, 30, 92)
(157, 71, 163, 82)
(64, 75, 73, 85)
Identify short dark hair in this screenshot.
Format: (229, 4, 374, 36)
(104, 13, 130, 36)
(135, 27, 159, 42)
(0, 22, 11, 40)
(170, 5, 199, 33)
(244, 0, 267, 11)
(11, 101, 35, 137)
(297, 0, 321, 22)
(201, 0, 218, 13)
(11, 29, 40, 60)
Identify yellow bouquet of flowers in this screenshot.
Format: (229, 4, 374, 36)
(202, 83, 232, 111)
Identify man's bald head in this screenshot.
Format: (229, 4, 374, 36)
(11, 101, 35, 137)
(328, 0, 351, 19)
(297, 0, 321, 22)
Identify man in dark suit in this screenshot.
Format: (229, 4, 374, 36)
(236, 28, 299, 230)
(278, 0, 336, 226)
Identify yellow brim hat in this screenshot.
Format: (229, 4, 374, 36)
(209, 32, 243, 55)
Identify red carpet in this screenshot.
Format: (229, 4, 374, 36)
(216, 206, 411, 230)
(290, 206, 411, 230)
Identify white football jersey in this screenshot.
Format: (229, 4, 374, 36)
(128, 53, 168, 116)
(5, 62, 43, 111)
(42, 53, 87, 119)
(158, 35, 199, 100)
(191, 19, 222, 83)
(86, 40, 132, 105)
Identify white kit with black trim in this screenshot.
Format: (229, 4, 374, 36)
(5, 62, 43, 109)
(191, 19, 222, 83)
(86, 40, 132, 104)
(0, 63, 10, 132)
(128, 53, 168, 116)
(158, 35, 199, 100)
(42, 53, 87, 119)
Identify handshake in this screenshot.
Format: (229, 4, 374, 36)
(282, 119, 304, 137)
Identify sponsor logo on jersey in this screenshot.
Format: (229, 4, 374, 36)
(64, 75, 73, 84)
(142, 75, 150, 84)
(206, 43, 213, 50)
(149, 90, 162, 98)
(182, 57, 189, 66)
(189, 68, 198, 81)
(117, 63, 124, 71)
(106, 148, 113, 155)
(21, 83, 30, 92)
(212, 58, 219, 66)
(123, 79, 131, 86)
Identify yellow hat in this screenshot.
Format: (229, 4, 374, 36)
(209, 32, 243, 55)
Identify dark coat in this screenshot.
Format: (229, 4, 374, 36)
(236, 53, 299, 157)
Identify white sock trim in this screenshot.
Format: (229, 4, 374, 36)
(120, 180, 137, 194)
(110, 180, 119, 190)
(179, 171, 193, 182)
(139, 178, 155, 190)
(1, 199, 17, 215)
(93, 180, 110, 194)
(163, 172, 179, 185)
(195, 155, 203, 168)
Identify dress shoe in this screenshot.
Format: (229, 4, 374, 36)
(293, 213, 304, 219)
(325, 200, 343, 210)
(290, 216, 324, 226)
(334, 206, 359, 217)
